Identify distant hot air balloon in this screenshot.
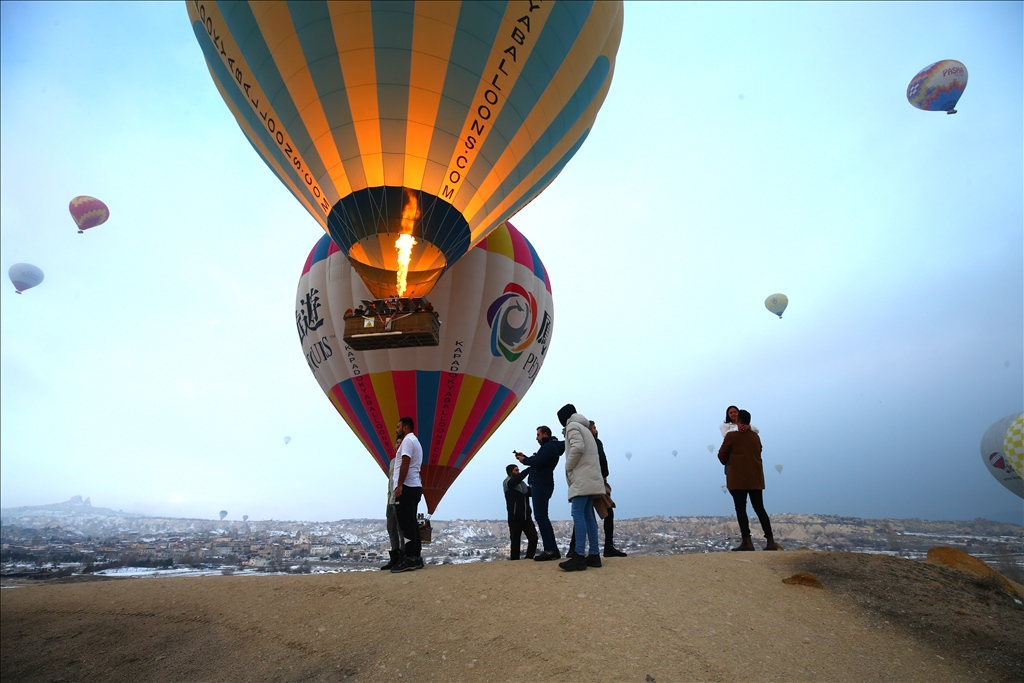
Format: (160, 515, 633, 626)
(672, 450, 678, 457)
(283, 436, 291, 445)
(69, 196, 109, 233)
(219, 510, 228, 521)
(243, 514, 249, 522)
(980, 413, 1024, 499)
(907, 60, 967, 114)
(706, 444, 714, 453)
(625, 452, 632, 461)
(8, 263, 44, 294)
(774, 464, 783, 474)
(721, 485, 728, 494)
(298, 221, 553, 513)
(188, 2, 622, 299)
(765, 294, 788, 319)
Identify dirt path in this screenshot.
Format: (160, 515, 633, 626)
(3, 551, 1021, 682)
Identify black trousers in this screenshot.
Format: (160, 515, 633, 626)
(397, 486, 423, 558)
(508, 519, 538, 560)
(569, 507, 615, 552)
(730, 489, 773, 539)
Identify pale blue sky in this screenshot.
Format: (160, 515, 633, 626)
(2, 2, 1021, 524)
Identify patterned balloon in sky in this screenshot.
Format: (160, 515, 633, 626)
(907, 60, 967, 114)
(979, 412, 1023, 499)
(765, 293, 788, 319)
(296, 221, 553, 513)
(8, 263, 44, 294)
(188, 1, 621, 299)
(69, 196, 109, 233)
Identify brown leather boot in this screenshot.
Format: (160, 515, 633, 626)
(731, 535, 755, 551)
(764, 538, 781, 551)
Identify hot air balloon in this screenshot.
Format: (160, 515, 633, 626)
(907, 60, 967, 114)
(765, 294, 788, 318)
(189, 2, 622, 300)
(69, 196, 109, 233)
(625, 452, 632, 461)
(706, 444, 714, 453)
(283, 436, 291, 445)
(980, 413, 1024, 499)
(219, 510, 228, 521)
(8, 263, 44, 294)
(243, 514, 249, 522)
(672, 450, 678, 457)
(721, 485, 728, 494)
(774, 464, 783, 474)
(297, 221, 553, 513)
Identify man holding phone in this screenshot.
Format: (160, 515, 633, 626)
(515, 426, 564, 561)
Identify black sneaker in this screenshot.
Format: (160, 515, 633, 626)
(412, 556, 425, 570)
(565, 548, 579, 559)
(586, 554, 602, 568)
(390, 558, 416, 573)
(533, 550, 560, 562)
(603, 547, 627, 558)
(558, 555, 587, 572)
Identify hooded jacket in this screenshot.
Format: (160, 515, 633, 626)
(563, 413, 606, 500)
(519, 436, 564, 488)
(503, 467, 532, 521)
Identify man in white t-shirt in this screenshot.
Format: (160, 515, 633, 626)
(391, 416, 424, 573)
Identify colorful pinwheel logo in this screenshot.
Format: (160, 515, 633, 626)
(486, 283, 538, 361)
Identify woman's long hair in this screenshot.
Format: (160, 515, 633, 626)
(724, 405, 739, 424)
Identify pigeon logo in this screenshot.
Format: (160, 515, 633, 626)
(486, 283, 538, 361)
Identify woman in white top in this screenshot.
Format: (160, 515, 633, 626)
(719, 406, 758, 473)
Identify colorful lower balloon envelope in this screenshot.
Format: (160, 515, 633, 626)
(296, 221, 554, 513)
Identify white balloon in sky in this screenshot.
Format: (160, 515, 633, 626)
(775, 464, 783, 473)
(672, 450, 678, 457)
(980, 412, 1023, 499)
(706, 444, 714, 453)
(283, 436, 291, 445)
(625, 452, 632, 461)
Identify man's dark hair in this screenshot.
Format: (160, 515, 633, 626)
(724, 405, 739, 424)
(557, 404, 577, 427)
(737, 409, 751, 425)
(537, 425, 552, 437)
(506, 464, 517, 476)
(399, 416, 415, 432)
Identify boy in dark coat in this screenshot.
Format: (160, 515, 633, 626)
(718, 409, 779, 551)
(503, 465, 537, 560)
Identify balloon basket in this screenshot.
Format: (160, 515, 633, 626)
(947, 109, 956, 114)
(418, 513, 432, 544)
(343, 299, 440, 351)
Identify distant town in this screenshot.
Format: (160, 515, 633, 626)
(3, 497, 1022, 583)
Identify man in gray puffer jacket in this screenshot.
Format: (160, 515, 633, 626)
(556, 403, 607, 571)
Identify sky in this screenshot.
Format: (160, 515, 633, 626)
(1, 2, 1021, 525)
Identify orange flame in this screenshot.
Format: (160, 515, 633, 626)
(396, 192, 420, 296)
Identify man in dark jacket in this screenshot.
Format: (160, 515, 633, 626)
(503, 464, 537, 560)
(718, 409, 778, 551)
(568, 420, 627, 558)
(515, 425, 564, 561)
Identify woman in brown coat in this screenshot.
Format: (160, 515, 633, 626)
(717, 409, 778, 551)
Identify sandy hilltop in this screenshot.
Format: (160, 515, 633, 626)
(3, 547, 1024, 682)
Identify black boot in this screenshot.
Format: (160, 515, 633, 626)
(380, 550, 397, 570)
(558, 554, 587, 572)
(604, 546, 627, 557)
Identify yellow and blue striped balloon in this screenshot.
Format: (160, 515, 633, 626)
(188, 1, 622, 297)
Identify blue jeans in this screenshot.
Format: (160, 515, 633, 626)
(531, 481, 557, 552)
(571, 496, 599, 556)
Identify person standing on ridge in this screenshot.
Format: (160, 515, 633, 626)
(380, 435, 406, 570)
(718, 409, 778, 551)
(557, 404, 607, 571)
(719, 405, 759, 475)
(568, 420, 627, 558)
(516, 426, 565, 561)
(503, 464, 537, 560)
(391, 417, 424, 572)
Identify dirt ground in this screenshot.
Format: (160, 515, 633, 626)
(2, 550, 1022, 682)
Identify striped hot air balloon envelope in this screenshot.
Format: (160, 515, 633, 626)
(296, 220, 553, 514)
(8, 263, 44, 293)
(69, 196, 109, 233)
(189, 1, 622, 298)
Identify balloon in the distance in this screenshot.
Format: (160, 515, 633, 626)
(297, 221, 553, 514)
(907, 60, 967, 114)
(765, 294, 788, 318)
(979, 413, 1023, 499)
(721, 485, 728, 494)
(219, 510, 228, 521)
(774, 464, 783, 474)
(672, 450, 678, 457)
(9, 263, 44, 294)
(283, 436, 291, 445)
(189, 2, 623, 299)
(69, 196, 109, 233)
(243, 514, 249, 522)
(625, 452, 632, 461)
(706, 444, 714, 453)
